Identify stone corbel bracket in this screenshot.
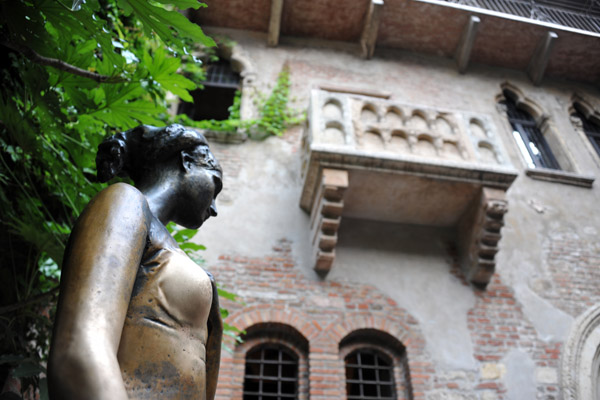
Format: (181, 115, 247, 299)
(309, 168, 348, 275)
(458, 187, 508, 286)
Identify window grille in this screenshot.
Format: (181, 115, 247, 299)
(503, 95, 560, 169)
(345, 349, 396, 400)
(573, 104, 600, 157)
(177, 59, 240, 121)
(204, 59, 240, 89)
(243, 344, 299, 400)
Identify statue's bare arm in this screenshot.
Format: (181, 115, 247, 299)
(48, 183, 151, 400)
(205, 274, 222, 400)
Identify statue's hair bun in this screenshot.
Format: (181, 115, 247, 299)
(95, 124, 215, 183)
(96, 133, 129, 183)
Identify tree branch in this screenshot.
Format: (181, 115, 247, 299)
(0, 287, 59, 315)
(1, 40, 125, 83)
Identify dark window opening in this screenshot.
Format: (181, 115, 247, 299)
(178, 59, 240, 121)
(573, 103, 600, 157)
(243, 344, 299, 400)
(502, 93, 560, 170)
(345, 349, 396, 400)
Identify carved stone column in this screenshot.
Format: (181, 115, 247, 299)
(309, 168, 349, 275)
(458, 187, 508, 286)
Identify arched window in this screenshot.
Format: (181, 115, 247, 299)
(178, 58, 241, 121)
(243, 343, 299, 400)
(345, 348, 396, 400)
(233, 323, 309, 400)
(340, 329, 411, 400)
(502, 92, 560, 169)
(572, 103, 600, 157)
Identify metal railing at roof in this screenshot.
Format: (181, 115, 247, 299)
(443, 0, 600, 33)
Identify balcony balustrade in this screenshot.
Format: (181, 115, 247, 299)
(300, 89, 518, 286)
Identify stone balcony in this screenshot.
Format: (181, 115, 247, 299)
(300, 89, 518, 286)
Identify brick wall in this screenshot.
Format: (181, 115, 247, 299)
(458, 272, 562, 399)
(208, 238, 579, 400)
(211, 239, 430, 400)
(539, 231, 600, 318)
(199, 41, 600, 398)
(232, 333, 311, 400)
(203, 125, 583, 399)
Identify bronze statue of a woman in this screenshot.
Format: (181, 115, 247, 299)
(48, 124, 223, 400)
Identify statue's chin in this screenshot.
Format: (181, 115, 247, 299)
(174, 211, 209, 230)
(187, 217, 206, 230)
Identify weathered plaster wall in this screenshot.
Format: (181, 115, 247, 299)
(194, 28, 600, 399)
(331, 219, 478, 372)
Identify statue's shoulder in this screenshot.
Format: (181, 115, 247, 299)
(85, 183, 151, 224)
(98, 184, 171, 248)
(94, 182, 145, 203)
(66, 183, 152, 259)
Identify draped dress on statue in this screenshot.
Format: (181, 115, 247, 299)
(117, 237, 213, 400)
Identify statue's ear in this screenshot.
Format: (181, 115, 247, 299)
(96, 139, 127, 182)
(180, 150, 195, 172)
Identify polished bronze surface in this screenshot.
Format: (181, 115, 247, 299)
(48, 125, 223, 399)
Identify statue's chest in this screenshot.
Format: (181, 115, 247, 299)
(128, 247, 213, 332)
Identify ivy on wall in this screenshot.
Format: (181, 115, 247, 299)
(176, 65, 304, 138)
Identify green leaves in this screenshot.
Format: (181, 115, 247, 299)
(144, 47, 197, 102)
(124, 0, 215, 49)
(218, 287, 240, 302)
(12, 361, 45, 378)
(91, 98, 163, 128)
(0, 0, 218, 393)
(153, 0, 207, 9)
(176, 66, 304, 138)
(171, 226, 199, 242)
(256, 66, 304, 137)
(179, 242, 207, 252)
(166, 223, 207, 259)
(219, 288, 245, 353)
(71, 0, 84, 11)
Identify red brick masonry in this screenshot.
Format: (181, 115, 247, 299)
(212, 238, 573, 399)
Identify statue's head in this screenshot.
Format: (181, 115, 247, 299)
(96, 124, 222, 228)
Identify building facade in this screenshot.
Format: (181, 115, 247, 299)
(188, 1, 600, 398)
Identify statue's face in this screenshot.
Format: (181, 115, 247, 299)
(174, 147, 222, 229)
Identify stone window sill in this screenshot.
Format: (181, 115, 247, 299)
(525, 168, 595, 188)
(202, 128, 248, 144)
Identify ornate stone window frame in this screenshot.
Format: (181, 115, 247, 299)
(561, 304, 600, 400)
(570, 93, 600, 169)
(496, 82, 594, 188)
